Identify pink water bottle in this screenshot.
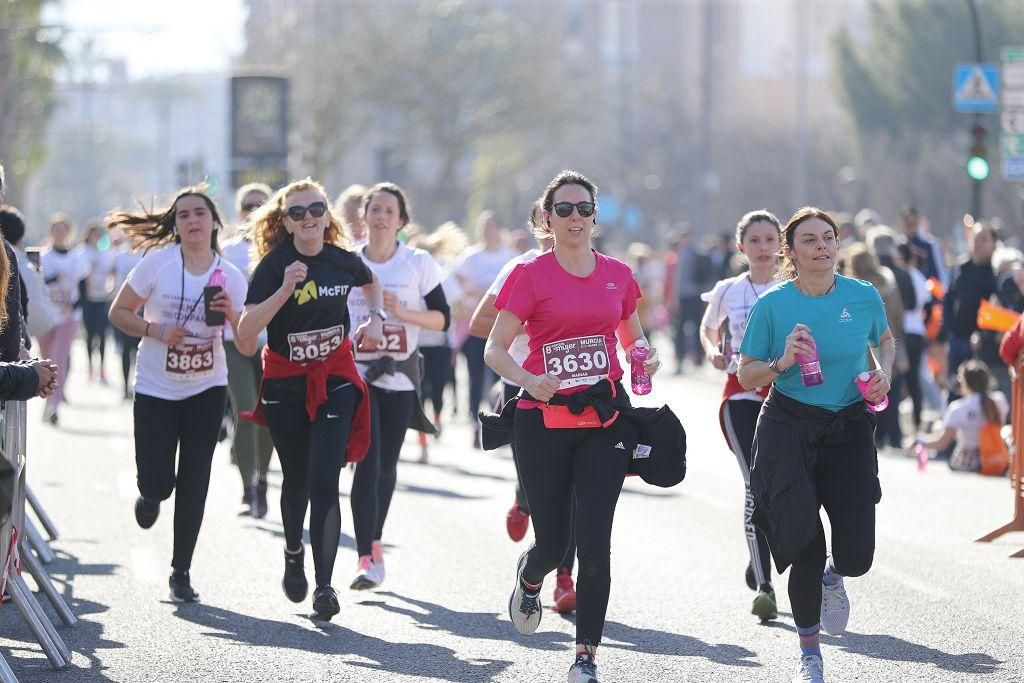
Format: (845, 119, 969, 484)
(794, 336, 823, 386)
(630, 340, 652, 395)
(855, 371, 889, 412)
(913, 440, 928, 472)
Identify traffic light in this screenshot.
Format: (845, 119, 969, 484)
(967, 123, 989, 181)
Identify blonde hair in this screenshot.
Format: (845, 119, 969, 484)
(247, 178, 348, 263)
(412, 221, 469, 264)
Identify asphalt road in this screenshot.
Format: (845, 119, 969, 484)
(1, 345, 1022, 682)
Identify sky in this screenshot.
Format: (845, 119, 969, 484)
(42, 0, 248, 79)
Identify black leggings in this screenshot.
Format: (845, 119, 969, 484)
(514, 407, 631, 645)
(263, 383, 360, 587)
(720, 399, 772, 588)
(82, 299, 109, 366)
(903, 333, 925, 429)
(351, 386, 416, 556)
(461, 335, 494, 419)
(504, 382, 576, 573)
(420, 345, 451, 415)
(116, 329, 140, 392)
(134, 386, 226, 572)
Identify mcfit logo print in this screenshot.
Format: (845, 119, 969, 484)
(294, 280, 351, 305)
(294, 280, 318, 305)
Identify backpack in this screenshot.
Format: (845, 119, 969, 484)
(978, 422, 1010, 476)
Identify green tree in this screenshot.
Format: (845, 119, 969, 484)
(0, 0, 64, 204)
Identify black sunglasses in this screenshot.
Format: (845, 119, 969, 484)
(552, 201, 595, 218)
(241, 202, 264, 212)
(286, 202, 327, 221)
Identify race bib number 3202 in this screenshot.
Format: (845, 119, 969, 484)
(542, 335, 609, 389)
(287, 325, 344, 363)
(165, 341, 215, 381)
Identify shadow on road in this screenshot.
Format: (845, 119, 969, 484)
(602, 619, 761, 667)
(774, 623, 1003, 675)
(396, 483, 487, 501)
(172, 601, 512, 682)
(0, 550, 125, 682)
(373, 591, 572, 651)
(247, 522, 357, 551)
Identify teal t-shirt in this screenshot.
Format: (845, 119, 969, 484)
(739, 275, 889, 412)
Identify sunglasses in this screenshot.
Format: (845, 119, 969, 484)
(286, 202, 327, 221)
(552, 201, 595, 218)
(241, 202, 264, 212)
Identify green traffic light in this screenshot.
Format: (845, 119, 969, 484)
(966, 156, 989, 181)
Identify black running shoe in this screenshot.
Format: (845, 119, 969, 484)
(312, 585, 340, 620)
(169, 571, 199, 603)
(135, 496, 159, 529)
(283, 549, 308, 603)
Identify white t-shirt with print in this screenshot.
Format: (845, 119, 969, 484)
(40, 247, 88, 323)
(454, 244, 518, 295)
(488, 249, 543, 385)
(943, 391, 1008, 450)
(348, 243, 445, 391)
(77, 244, 117, 302)
(126, 245, 247, 401)
(701, 272, 778, 401)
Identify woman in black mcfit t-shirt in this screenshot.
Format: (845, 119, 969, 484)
(238, 178, 384, 620)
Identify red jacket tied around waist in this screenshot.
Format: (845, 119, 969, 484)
(241, 337, 370, 463)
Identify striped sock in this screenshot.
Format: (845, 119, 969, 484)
(823, 558, 843, 587)
(797, 623, 822, 658)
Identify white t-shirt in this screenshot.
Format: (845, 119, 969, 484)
(78, 244, 117, 302)
(420, 273, 463, 348)
(488, 249, 544, 385)
(40, 247, 88, 323)
(114, 248, 145, 295)
(903, 267, 929, 337)
(126, 245, 247, 400)
(943, 391, 1009, 449)
(454, 244, 518, 296)
(219, 236, 265, 345)
(347, 243, 445, 391)
(701, 272, 778, 401)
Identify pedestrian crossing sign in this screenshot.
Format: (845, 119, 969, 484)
(953, 63, 1000, 113)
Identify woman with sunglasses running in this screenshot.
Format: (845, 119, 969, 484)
(700, 210, 781, 622)
(486, 170, 660, 683)
(108, 187, 252, 603)
(346, 182, 449, 591)
(738, 208, 892, 683)
(239, 178, 382, 620)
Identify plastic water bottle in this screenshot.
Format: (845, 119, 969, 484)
(794, 337, 823, 386)
(855, 371, 889, 412)
(913, 440, 928, 472)
(631, 340, 652, 395)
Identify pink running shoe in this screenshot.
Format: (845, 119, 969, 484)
(506, 504, 530, 542)
(552, 569, 576, 613)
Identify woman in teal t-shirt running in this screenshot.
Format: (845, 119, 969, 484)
(737, 207, 894, 683)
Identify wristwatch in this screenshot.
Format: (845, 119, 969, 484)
(370, 307, 388, 322)
(767, 357, 787, 374)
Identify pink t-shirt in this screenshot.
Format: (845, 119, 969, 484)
(495, 250, 641, 404)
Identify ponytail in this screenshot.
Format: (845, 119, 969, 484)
(958, 359, 1001, 423)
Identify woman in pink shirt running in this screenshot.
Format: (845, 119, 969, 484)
(484, 170, 661, 683)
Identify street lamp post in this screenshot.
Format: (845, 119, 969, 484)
(966, 0, 986, 219)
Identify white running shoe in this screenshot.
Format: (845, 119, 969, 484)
(820, 579, 850, 635)
(567, 652, 600, 682)
(350, 555, 379, 591)
(508, 550, 542, 635)
(792, 654, 824, 682)
(371, 541, 386, 586)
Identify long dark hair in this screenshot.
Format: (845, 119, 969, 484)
(959, 360, 1001, 424)
(107, 185, 223, 253)
(779, 206, 839, 280)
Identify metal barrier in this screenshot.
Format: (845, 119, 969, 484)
(976, 361, 1024, 557)
(0, 400, 76, 680)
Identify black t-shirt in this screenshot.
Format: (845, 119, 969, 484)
(246, 236, 373, 362)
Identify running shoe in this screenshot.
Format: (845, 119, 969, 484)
(241, 485, 255, 515)
(567, 652, 600, 683)
(820, 579, 850, 636)
(751, 588, 778, 621)
(552, 569, 576, 614)
(282, 549, 308, 603)
(791, 654, 824, 682)
(312, 585, 341, 620)
(418, 432, 430, 464)
(508, 550, 542, 635)
(169, 571, 199, 603)
(506, 504, 530, 542)
(745, 561, 756, 591)
(134, 496, 159, 529)
(433, 413, 443, 440)
(350, 555, 379, 590)
(371, 540, 386, 586)
(254, 479, 269, 519)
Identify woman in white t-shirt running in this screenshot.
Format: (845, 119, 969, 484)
(108, 187, 253, 603)
(913, 359, 1008, 472)
(699, 209, 781, 622)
